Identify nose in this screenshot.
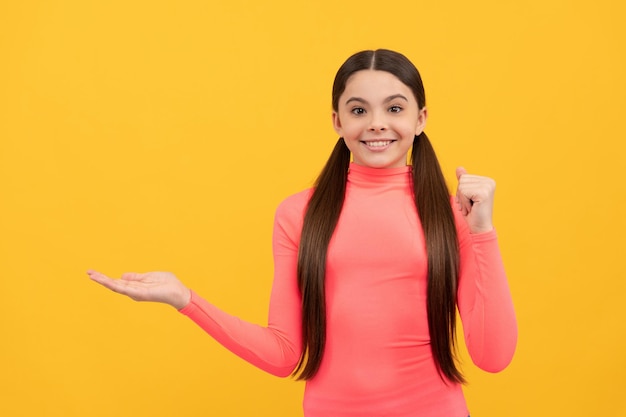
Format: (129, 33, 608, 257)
(368, 111, 387, 132)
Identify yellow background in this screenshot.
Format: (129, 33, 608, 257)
(1, 0, 625, 415)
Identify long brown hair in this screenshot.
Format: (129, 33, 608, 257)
(295, 49, 463, 383)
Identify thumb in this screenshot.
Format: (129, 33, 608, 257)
(456, 166, 467, 181)
(455, 166, 472, 215)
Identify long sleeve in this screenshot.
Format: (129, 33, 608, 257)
(178, 192, 307, 377)
(455, 207, 518, 373)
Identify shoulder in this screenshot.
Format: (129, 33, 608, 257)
(272, 188, 313, 246)
(276, 188, 313, 217)
(274, 188, 313, 228)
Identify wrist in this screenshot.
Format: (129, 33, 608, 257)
(469, 224, 494, 234)
(172, 287, 191, 310)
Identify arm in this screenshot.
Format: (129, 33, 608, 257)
(88, 194, 306, 377)
(453, 168, 518, 372)
(456, 225, 517, 372)
(178, 197, 303, 377)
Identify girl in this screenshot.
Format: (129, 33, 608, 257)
(89, 49, 517, 417)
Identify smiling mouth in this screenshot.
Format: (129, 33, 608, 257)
(361, 140, 395, 148)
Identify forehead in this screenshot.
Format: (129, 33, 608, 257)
(341, 70, 415, 101)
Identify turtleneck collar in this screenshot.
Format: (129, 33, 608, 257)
(347, 162, 412, 186)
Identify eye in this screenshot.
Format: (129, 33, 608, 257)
(389, 105, 403, 113)
(351, 107, 365, 115)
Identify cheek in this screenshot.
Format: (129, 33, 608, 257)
(339, 121, 363, 139)
(342, 136, 361, 155)
(401, 120, 421, 138)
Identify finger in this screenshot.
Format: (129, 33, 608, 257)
(456, 166, 467, 182)
(454, 196, 468, 216)
(456, 193, 471, 216)
(87, 270, 112, 283)
(455, 168, 472, 215)
(121, 272, 142, 281)
(457, 176, 496, 205)
(88, 271, 136, 296)
(87, 270, 119, 288)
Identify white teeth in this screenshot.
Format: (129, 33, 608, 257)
(365, 141, 392, 147)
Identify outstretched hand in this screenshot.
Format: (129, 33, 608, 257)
(87, 270, 191, 310)
(455, 167, 496, 234)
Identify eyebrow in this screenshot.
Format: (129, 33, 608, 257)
(344, 94, 409, 106)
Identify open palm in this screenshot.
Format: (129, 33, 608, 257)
(87, 270, 190, 309)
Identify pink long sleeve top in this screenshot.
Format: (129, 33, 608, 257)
(179, 163, 517, 417)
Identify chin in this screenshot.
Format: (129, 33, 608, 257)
(359, 158, 407, 169)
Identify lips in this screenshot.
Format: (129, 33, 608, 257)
(361, 139, 396, 150)
(365, 140, 392, 147)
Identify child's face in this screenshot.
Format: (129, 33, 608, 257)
(332, 70, 427, 169)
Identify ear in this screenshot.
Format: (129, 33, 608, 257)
(332, 111, 343, 136)
(415, 107, 428, 136)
